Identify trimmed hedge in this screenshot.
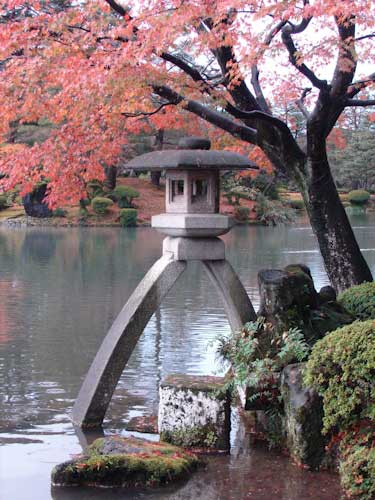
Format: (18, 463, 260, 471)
(234, 206, 250, 221)
(304, 320, 375, 434)
(348, 190, 370, 206)
(91, 197, 114, 215)
(338, 282, 375, 321)
(119, 208, 137, 227)
(0, 194, 8, 210)
(112, 185, 139, 208)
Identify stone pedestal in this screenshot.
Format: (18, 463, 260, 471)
(159, 374, 231, 451)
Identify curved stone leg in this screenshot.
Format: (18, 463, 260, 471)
(202, 260, 256, 332)
(72, 255, 186, 428)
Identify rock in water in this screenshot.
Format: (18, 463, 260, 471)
(159, 374, 231, 452)
(51, 436, 200, 488)
(281, 363, 326, 470)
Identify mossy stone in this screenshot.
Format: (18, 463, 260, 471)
(51, 436, 200, 488)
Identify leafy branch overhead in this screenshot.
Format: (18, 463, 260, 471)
(0, 0, 374, 289)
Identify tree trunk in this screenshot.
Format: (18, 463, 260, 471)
(304, 132, 373, 293)
(104, 165, 117, 191)
(150, 129, 164, 187)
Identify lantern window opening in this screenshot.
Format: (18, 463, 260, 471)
(171, 179, 184, 201)
(191, 178, 208, 203)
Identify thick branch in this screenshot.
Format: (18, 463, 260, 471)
(250, 65, 271, 114)
(152, 85, 257, 144)
(345, 99, 375, 107)
(104, 0, 127, 16)
(281, 25, 327, 90)
(331, 16, 357, 97)
(295, 87, 312, 119)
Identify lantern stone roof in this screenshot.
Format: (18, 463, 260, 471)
(124, 149, 258, 171)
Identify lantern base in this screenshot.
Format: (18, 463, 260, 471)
(152, 213, 232, 237)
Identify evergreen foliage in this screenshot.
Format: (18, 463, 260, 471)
(304, 320, 375, 434)
(91, 197, 113, 215)
(119, 208, 137, 227)
(338, 282, 375, 321)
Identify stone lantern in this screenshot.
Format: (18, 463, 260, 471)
(72, 137, 258, 429)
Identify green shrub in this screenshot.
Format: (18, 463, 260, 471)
(0, 194, 9, 210)
(112, 185, 140, 208)
(339, 424, 375, 500)
(119, 208, 137, 227)
(241, 172, 279, 200)
(338, 282, 375, 321)
(91, 197, 114, 215)
(255, 193, 295, 226)
(304, 320, 375, 434)
(288, 199, 305, 210)
(348, 190, 371, 206)
(234, 206, 250, 221)
(218, 317, 309, 406)
(87, 180, 105, 199)
(52, 208, 67, 217)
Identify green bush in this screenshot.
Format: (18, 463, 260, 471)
(91, 197, 114, 215)
(0, 194, 9, 210)
(52, 208, 67, 217)
(255, 193, 295, 226)
(241, 172, 279, 200)
(348, 190, 371, 206)
(288, 199, 305, 210)
(338, 282, 375, 321)
(234, 206, 250, 221)
(112, 185, 140, 208)
(339, 423, 375, 500)
(119, 208, 137, 227)
(304, 320, 375, 434)
(87, 179, 105, 199)
(218, 317, 309, 406)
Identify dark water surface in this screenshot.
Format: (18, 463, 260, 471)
(1, 214, 375, 500)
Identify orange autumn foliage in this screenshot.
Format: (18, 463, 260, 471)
(0, 0, 374, 205)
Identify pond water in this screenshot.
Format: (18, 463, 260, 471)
(1, 214, 374, 500)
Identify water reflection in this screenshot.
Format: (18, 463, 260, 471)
(1, 215, 374, 499)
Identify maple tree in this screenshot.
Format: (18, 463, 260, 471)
(0, 0, 374, 291)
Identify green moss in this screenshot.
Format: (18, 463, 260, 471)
(161, 425, 219, 449)
(51, 436, 200, 488)
(338, 282, 375, 321)
(304, 320, 375, 434)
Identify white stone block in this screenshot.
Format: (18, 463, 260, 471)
(159, 374, 230, 451)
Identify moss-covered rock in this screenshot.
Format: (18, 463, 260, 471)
(258, 264, 353, 346)
(51, 436, 200, 488)
(281, 363, 326, 470)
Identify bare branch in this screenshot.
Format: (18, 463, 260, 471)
(121, 102, 175, 117)
(295, 87, 312, 118)
(347, 73, 375, 98)
(345, 99, 375, 107)
(104, 0, 128, 16)
(281, 25, 328, 90)
(355, 32, 375, 42)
